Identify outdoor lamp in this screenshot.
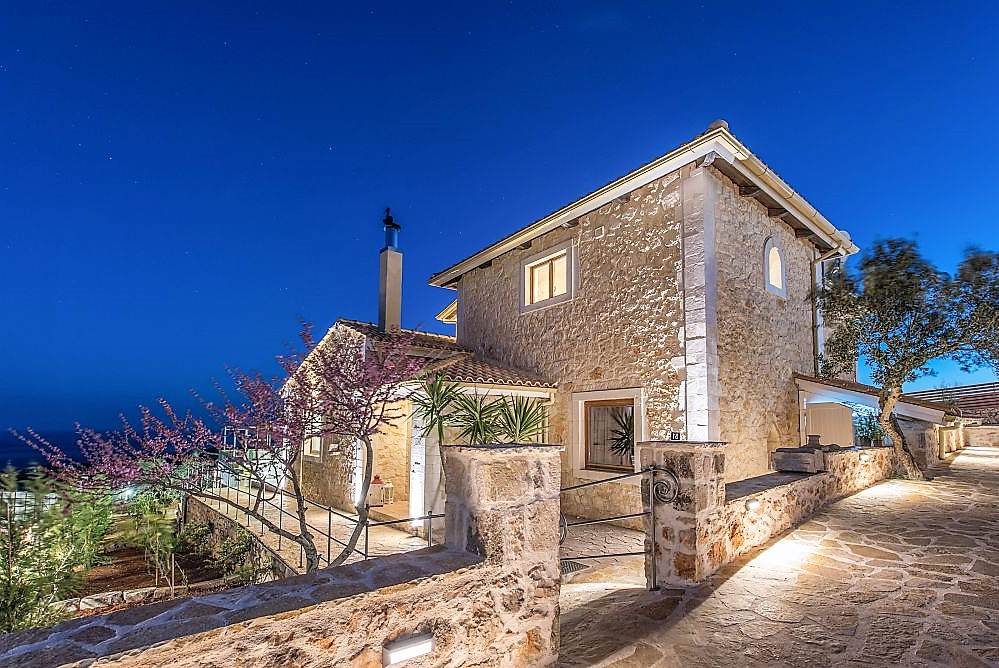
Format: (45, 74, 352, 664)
(383, 633, 434, 665)
(859, 452, 871, 462)
(746, 498, 762, 511)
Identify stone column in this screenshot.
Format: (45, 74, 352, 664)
(442, 444, 563, 663)
(637, 440, 726, 588)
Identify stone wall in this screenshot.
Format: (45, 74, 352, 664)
(298, 401, 411, 513)
(965, 425, 999, 447)
(457, 168, 688, 523)
(184, 497, 296, 579)
(898, 418, 941, 470)
(938, 424, 966, 454)
(638, 441, 894, 587)
(712, 168, 817, 481)
(0, 445, 562, 668)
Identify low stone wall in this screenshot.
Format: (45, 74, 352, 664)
(966, 425, 999, 447)
(700, 447, 894, 578)
(0, 444, 562, 668)
(560, 476, 644, 531)
(938, 424, 966, 455)
(638, 441, 895, 587)
(183, 497, 296, 579)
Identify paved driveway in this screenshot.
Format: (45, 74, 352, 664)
(560, 446, 999, 667)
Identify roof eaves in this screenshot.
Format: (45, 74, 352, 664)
(428, 124, 857, 288)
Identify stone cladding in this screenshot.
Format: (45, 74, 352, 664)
(711, 168, 816, 481)
(457, 169, 688, 524)
(0, 445, 561, 668)
(638, 441, 894, 587)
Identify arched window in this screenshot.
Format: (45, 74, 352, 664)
(763, 237, 787, 297)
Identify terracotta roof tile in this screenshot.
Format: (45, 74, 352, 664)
(337, 319, 464, 352)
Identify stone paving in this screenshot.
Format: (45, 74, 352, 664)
(560, 446, 999, 667)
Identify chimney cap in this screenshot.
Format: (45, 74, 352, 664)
(383, 207, 401, 231)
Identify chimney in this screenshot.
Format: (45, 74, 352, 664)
(378, 208, 402, 331)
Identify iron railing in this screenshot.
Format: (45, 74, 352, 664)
(200, 463, 442, 573)
(559, 464, 678, 591)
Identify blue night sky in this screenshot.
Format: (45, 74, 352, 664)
(1, 2, 997, 432)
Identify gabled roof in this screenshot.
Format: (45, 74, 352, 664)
(336, 319, 553, 389)
(432, 353, 554, 389)
(337, 319, 464, 353)
(908, 382, 999, 418)
(429, 121, 859, 288)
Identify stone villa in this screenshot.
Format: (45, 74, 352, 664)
(299, 121, 957, 527)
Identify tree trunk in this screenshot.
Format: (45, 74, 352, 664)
(329, 437, 374, 567)
(879, 388, 924, 480)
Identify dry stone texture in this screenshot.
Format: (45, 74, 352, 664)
(712, 168, 816, 481)
(561, 445, 999, 667)
(0, 445, 563, 668)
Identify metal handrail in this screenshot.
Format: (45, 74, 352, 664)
(201, 463, 443, 571)
(558, 464, 673, 591)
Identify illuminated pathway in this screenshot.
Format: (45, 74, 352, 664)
(559, 446, 999, 667)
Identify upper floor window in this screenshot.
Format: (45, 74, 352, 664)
(521, 241, 575, 312)
(763, 237, 787, 298)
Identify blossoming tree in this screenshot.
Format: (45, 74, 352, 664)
(19, 324, 423, 574)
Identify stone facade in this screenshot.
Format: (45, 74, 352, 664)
(966, 425, 999, 446)
(638, 440, 895, 587)
(455, 159, 835, 528)
(0, 445, 562, 668)
(458, 168, 688, 523)
(712, 168, 817, 481)
(298, 400, 412, 513)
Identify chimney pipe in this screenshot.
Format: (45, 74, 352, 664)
(378, 208, 402, 332)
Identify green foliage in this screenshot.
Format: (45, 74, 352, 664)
(607, 407, 635, 457)
(123, 493, 179, 586)
(817, 239, 999, 477)
(451, 393, 502, 445)
(0, 467, 112, 633)
(854, 413, 886, 442)
(494, 396, 548, 444)
(210, 529, 265, 584)
(412, 377, 551, 446)
(818, 240, 999, 389)
(176, 521, 213, 561)
(411, 375, 462, 444)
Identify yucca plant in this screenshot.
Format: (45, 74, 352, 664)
(608, 407, 635, 458)
(451, 393, 501, 445)
(495, 396, 548, 444)
(411, 375, 462, 444)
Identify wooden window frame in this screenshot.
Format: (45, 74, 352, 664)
(583, 398, 635, 472)
(520, 241, 575, 313)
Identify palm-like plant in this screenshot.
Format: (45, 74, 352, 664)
(451, 393, 501, 445)
(608, 407, 635, 458)
(495, 396, 548, 443)
(411, 375, 462, 444)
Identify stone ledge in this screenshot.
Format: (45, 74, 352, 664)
(0, 547, 483, 667)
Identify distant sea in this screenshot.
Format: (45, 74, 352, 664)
(0, 430, 84, 471)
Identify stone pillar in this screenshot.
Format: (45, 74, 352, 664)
(442, 444, 562, 663)
(637, 440, 726, 587)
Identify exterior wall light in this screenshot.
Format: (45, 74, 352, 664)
(746, 498, 762, 511)
(859, 452, 871, 462)
(383, 634, 434, 666)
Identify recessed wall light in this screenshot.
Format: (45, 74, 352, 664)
(383, 634, 435, 666)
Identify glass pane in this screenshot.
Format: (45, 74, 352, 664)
(768, 246, 784, 290)
(586, 402, 634, 470)
(531, 262, 551, 303)
(551, 254, 567, 296)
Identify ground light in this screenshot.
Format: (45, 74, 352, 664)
(383, 634, 434, 665)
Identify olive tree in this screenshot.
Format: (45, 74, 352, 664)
(818, 239, 999, 478)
